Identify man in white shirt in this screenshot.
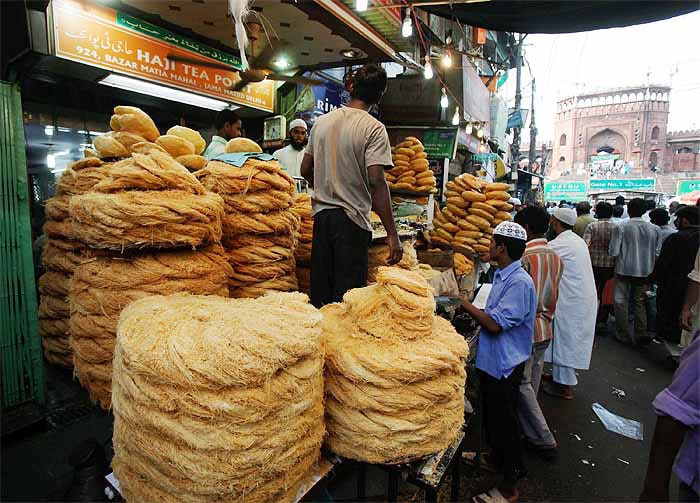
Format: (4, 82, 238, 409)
(542, 208, 597, 400)
(202, 109, 243, 160)
(609, 198, 658, 345)
(273, 119, 308, 178)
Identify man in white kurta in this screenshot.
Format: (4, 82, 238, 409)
(543, 208, 598, 400)
(272, 119, 308, 178)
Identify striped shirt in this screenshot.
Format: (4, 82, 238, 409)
(520, 238, 564, 343)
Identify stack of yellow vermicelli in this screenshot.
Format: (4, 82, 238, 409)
(322, 267, 468, 463)
(38, 158, 111, 367)
(67, 106, 228, 408)
(454, 252, 475, 276)
(367, 241, 419, 283)
(112, 292, 325, 502)
(197, 153, 300, 298)
(292, 193, 313, 294)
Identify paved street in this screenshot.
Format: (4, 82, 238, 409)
(457, 329, 678, 502)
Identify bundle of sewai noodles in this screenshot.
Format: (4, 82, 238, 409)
(70, 150, 223, 250)
(322, 266, 468, 463)
(69, 246, 231, 407)
(292, 193, 313, 296)
(38, 158, 112, 367)
(197, 156, 301, 298)
(292, 192, 313, 264)
(111, 292, 325, 503)
(67, 123, 229, 408)
(367, 240, 419, 283)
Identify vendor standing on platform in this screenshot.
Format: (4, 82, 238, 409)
(202, 109, 243, 160)
(273, 119, 308, 178)
(301, 63, 402, 308)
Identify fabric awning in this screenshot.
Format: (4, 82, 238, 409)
(422, 1, 697, 34)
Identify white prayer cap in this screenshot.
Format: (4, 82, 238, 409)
(552, 207, 577, 226)
(289, 119, 308, 131)
(509, 197, 522, 206)
(493, 221, 527, 241)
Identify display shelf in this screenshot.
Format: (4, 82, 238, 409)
(390, 189, 437, 198)
(362, 430, 467, 502)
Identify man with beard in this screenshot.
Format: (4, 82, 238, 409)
(273, 119, 308, 178)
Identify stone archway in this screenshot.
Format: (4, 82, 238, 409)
(588, 128, 628, 160)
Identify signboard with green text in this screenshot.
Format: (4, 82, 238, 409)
(544, 182, 587, 202)
(422, 129, 457, 158)
(589, 179, 655, 192)
(677, 180, 700, 195)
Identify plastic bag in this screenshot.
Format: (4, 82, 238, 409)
(592, 402, 644, 440)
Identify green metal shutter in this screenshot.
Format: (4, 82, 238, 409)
(0, 81, 45, 408)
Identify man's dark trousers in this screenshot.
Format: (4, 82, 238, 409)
(310, 208, 371, 308)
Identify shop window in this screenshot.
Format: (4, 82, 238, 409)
(559, 156, 565, 163)
(559, 134, 567, 146)
(651, 126, 660, 140)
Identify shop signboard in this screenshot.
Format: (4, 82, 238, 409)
(422, 129, 457, 159)
(51, 0, 275, 112)
(544, 181, 587, 202)
(589, 179, 655, 192)
(473, 153, 499, 162)
(294, 80, 349, 127)
(677, 180, 700, 195)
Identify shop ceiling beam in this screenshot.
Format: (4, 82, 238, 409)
(313, 0, 400, 60)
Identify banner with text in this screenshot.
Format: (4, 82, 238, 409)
(51, 0, 275, 112)
(544, 182, 588, 202)
(677, 180, 700, 195)
(589, 179, 656, 192)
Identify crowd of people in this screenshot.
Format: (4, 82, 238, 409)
(210, 63, 698, 502)
(460, 194, 699, 502)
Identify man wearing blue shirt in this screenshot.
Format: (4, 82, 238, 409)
(461, 221, 537, 502)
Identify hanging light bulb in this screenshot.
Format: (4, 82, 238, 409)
(423, 56, 433, 80)
(476, 125, 485, 139)
(441, 50, 452, 69)
(452, 107, 460, 126)
(401, 9, 412, 38)
(356, 0, 368, 12)
(440, 87, 448, 109)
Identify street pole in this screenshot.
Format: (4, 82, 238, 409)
(510, 33, 524, 168)
(528, 78, 537, 168)
(540, 142, 549, 177)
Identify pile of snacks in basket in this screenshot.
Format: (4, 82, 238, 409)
(430, 174, 512, 254)
(385, 137, 437, 194)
